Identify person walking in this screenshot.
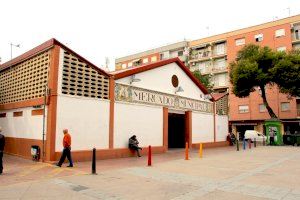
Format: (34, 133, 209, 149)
(0, 127, 5, 174)
(57, 129, 73, 167)
(128, 135, 142, 157)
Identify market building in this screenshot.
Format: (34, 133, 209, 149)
(0, 39, 228, 162)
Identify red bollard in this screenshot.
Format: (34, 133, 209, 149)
(148, 145, 152, 166)
(248, 139, 251, 149)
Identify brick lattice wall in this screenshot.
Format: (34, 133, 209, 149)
(0, 50, 50, 104)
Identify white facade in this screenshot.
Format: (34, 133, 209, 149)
(116, 63, 209, 101)
(55, 95, 110, 151)
(114, 102, 163, 148)
(216, 115, 229, 142)
(0, 107, 45, 140)
(192, 112, 214, 143)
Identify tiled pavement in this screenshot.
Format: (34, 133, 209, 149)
(1, 146, 300, 200)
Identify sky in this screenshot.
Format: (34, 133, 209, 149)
(0, 0, 300, 71)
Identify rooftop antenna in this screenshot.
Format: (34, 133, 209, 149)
(206, 26, 210, 36)
(105, 57, 110, 72)
(287, 7, 291, 17)
(10, 43, 20, 60)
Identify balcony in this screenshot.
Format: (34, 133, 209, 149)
(212, 66, 228, 74)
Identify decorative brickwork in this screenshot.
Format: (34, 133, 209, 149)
(0, 51, 50, 104)
(61, 50, 109, 99)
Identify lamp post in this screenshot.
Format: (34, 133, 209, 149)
(10, 43, 20, 60)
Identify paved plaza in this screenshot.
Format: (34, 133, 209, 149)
(1, 146, 300, 200)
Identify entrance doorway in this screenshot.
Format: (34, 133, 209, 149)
(236, 125, 254, 141)
(168, 113, 185, 148)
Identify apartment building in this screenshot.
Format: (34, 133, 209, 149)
(189, 15, 300, 93)
(115, 41, 189, 70)
(225, 16, 300, 137)
(116, 14, 300, 136)
(191, 15, 300, 136)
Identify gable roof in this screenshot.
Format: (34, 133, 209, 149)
(211, 92, 228, 101)
(110, 57, 210, 95)
(0, 38, 110, 77)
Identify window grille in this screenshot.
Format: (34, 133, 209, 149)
(61, 50, 109, 99)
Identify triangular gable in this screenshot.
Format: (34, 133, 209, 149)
(0, 38, 110, 77)
(111, 58, 211, 97)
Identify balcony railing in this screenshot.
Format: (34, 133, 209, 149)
(212, 66, 227, 73)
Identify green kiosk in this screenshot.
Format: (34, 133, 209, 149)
(264, 118, 283, 145)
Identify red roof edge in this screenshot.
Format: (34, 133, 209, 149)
(111, 57, 213, 99)
(211, 92, 228, 101)
(0, 38, 55, 71)
(0, 38, 110, 77)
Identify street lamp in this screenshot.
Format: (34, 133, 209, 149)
(10, 43, 20, 60)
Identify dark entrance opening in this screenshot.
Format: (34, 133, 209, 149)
(168, 113, 185, 148)
(236, 125, 254, 141)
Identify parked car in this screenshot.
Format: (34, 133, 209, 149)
(244, 130, 266, 142)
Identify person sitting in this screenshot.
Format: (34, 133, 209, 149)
(128, 135, 142, 157)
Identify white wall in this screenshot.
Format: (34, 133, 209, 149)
(114, 102, 163, 148)
(116, 63, 209, 101)
(216, 115, 229, 142)
(192, 112, 214, 143)
(0, 107, 45, 140)
(55, 95, 110, 151)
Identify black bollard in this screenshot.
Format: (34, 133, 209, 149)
(236, 138, 239, 151)
(254, 138, 257, 148)
(92, 148, 97, 175)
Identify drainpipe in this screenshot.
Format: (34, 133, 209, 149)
(42, 85, 47, 162)
(213, 102, 216, 142)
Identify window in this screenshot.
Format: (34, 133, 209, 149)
(13, 111, 23, 117)
(128, 62, 133, 67)
(133, 59, 142, 66)
(235, 38, 245, 46)
(177, 51, 183, 56)
(275, 29, 285, 37)
(151, 56, 157, 62)
(255, 34, 263, 42)
(32, 109, 44, 116)
(239, 105, 249, 113)
(214, 73, 228, 87)
(142, 58, 149, 64)
(215, 43, 225, 55)
(259, 104, 267, 112)
(277, 46, 286, 52)
(121, 63, 127, 69)
(281, 102, 290, 111)
(198, 61, 211, 73)
(0, 113, 6, 118)
(213, 58, 226, 71)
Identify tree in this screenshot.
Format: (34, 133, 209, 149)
(192, 70, 214, 93)
(230, 44, 300, 119)
(270, 49, 300, 96)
